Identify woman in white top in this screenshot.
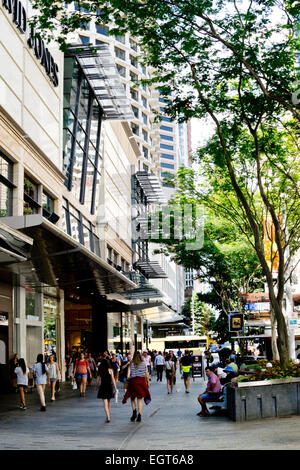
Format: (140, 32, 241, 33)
(14, 358, 29, 410)
(32, 354, 50, 411)
(47, 355, 60, 402)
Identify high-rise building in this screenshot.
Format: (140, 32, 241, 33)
(64, 5, 189, 318)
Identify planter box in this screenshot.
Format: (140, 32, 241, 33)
(227, 378, 300, 422)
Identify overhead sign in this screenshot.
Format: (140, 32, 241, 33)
(245, 302, 270, 312)
(245, 303, 256, 311)
(229, 313, 244, 332)
(2, 0, 59, 86)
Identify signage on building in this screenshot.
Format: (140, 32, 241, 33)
(245, 303, 256, 311)
(245, 302, 270, 312)
(2, 0, 59, 86)
(229, 313, 244, 332)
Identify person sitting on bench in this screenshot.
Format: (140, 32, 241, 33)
(197, 366, 222, 417)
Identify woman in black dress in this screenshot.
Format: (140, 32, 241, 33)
(94, 356, 117, 423)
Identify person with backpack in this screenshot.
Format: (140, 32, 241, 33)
(32, 354, 50, 411)
(14, 358, 29, 410)
(73, 352, 92, 397)
(165, 354, 175, 394)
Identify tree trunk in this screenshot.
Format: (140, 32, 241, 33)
(270, 308, 280, 361)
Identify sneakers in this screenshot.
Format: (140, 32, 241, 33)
(185, 390, 190, 393)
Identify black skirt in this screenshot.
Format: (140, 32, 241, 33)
(97, 374, 114, 400)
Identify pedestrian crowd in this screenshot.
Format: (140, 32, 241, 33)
(8, 347, 250, 421)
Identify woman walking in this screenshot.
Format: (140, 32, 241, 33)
(87, 353, 97, 386)
(14, 358, 29, 409)
(111, 354, 120, 382)
(94, 354, 117, 423)
(165, 354, 175, 394)
(122, 351, 151, 423)
(47, 355, 60, 402)
(73, 352, 92, 397)
(32, 354, 50, 411)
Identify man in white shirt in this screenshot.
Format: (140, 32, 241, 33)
(154, 352, 165, 382)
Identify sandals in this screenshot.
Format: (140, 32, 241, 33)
(197, 411, 210, 417)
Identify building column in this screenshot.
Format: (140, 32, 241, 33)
(57, 289, 65, 381)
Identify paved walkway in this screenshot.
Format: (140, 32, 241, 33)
(1, 372, 300, 450)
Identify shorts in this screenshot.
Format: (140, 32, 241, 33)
(50, 378, 57, 383)
(201, 393, 221, 401)
(76, 374, 88, 380)
(183, 371, 191, 379)
(17, 384, 27, 389)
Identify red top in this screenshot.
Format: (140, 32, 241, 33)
(75, 359, 89, 375)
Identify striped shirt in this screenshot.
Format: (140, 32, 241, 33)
(130, 361, 147, 378)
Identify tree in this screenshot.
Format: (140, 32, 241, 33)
(182, 294, 216, 335)
(31, 0, 300, 369)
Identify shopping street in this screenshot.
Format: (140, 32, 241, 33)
(1, 372, 300, 451)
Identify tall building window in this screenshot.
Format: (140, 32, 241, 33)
(142, 97, 147, 108)
(130, 55, 138, 67)
(24, 175, 40, 215)
(160, 125, 173, 132)
(79, 35, 90, 44)
(130, 88, 139, 101)
(63, 56, 103, 215)
(160, 116, 172, 122)
(114, 47, 126, 60)
(131, 123, 139, 135)
(160, 143, 174, 150)
(0, 153, 14, 217)
(96, 25, 109, 36)
(161, 162, 175, 169)
(142, 129, 148, 142)
(161, 153, 174, 160)
(62, 199, 100, 255)
(130, 39, 138, 51)
(142, 147, 148, 159)
(42, 192, 54, 218)
(132, 106, 139, 118)
(142, 113, 147, 125)
(115, 35, 125, 44)
(117, 64, 126, 77)
(160, 134, 173, 141)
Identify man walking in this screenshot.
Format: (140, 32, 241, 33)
(154, 352, 165, 382)
(180, 350, 193, 393)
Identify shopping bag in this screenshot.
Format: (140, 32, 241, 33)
(72, 379, 78, 390)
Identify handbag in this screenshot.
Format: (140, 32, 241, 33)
(72, 379, 78, 390)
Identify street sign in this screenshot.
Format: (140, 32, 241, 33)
(229, 313, 244, 332)
(245, 303, 256, 311)
(192, 355, 203, 379)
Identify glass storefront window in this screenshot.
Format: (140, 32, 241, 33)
(63, 57, 102, 214)
(0, 183, 12, 217)
(107, 312, 121, 352)
(25, 288, 41, 321)
(0, 153, 14, 217)
(43, 295, 58, 358)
